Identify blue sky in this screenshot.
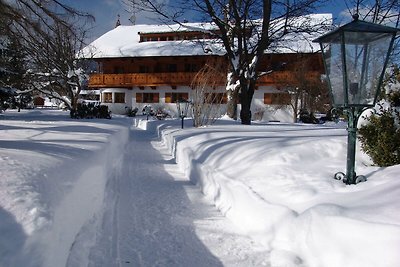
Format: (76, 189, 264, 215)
(64, 0, 169, 41)
(64, 0, 351, 42)
(63, 0, 129, 41)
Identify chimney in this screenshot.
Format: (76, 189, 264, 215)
(115, 14, 121, 28)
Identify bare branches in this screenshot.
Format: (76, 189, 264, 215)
(343, 0, 400, 24)
(0, 0, 95, 112)
(191, 59, 227, 127)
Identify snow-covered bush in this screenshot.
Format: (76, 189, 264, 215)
(359, 91, 400, 167)
(70, 102, 111, 119)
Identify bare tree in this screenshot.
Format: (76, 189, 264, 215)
(124, 0, 329, 124)
(191, 59, 227, 127)
(283, 57, 329, 122)
(341, 0, 400, 25)
(22, 20, 93, 112)
(0, 0, 94, 114)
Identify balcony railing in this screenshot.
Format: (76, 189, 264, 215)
(88, 71, 321, 88)
(89, 73, 198, 87)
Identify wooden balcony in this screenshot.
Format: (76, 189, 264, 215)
(258, 71, 321, 85)
(89, 73, 199, 88)
(88, 71, 321, 88)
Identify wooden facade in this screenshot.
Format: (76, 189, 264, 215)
(89, 70, 321, 88)
(88, 53, 323, 89)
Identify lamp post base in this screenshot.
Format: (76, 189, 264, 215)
(334, 171, 367, 184)
(333, 107, 368, 185)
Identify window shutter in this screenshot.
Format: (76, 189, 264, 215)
(136, 93, 142, 103)
(153, 93, 159, 103)
(271, 94, 278, 104)
(264, 93, 272, 104)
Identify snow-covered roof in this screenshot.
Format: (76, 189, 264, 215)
(267, 13, 333, 53)
(138, 22, 218, 34)
(82, 13, 332, 59)
(82, 23, 224, 58)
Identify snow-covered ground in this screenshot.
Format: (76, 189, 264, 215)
(1, 109, 399, 267)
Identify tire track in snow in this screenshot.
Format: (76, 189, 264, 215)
(87, 125, 269, 266)
(115, 128, 224, 266)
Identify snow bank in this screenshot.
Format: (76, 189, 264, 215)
(2, 111, 400, 267)
(0, 110, 131, 267)
(149, 118, 400, 267)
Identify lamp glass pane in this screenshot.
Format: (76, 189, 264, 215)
(344, 32, 393, 106)
(321, 41, 345, 106)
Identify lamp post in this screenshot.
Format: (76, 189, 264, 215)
(176, 99, 191, 129)
(314, 14, 399, 185)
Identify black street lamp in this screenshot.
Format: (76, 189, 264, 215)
(176, 99, 191, 129)
(314, 14, 399, 185)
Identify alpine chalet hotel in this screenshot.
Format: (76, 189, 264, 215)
(83, 14, 331, 122)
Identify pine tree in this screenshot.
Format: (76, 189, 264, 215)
(0, 35, 31, 110)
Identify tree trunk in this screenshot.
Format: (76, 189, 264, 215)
(225, 71, 238, 120)
(226, 89, 238, 120)
(239, 78, 255, 125)
(292, 94, 299, 123)
(69, 94, 79, 118)
(240, 100, 251, 125)
(72, 95, 78, 111)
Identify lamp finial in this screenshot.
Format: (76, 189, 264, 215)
(352, 13, 359, 21)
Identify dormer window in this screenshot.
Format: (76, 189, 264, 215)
(138, 30, 219, 43)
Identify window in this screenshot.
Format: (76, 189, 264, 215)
(271, 61, 287, 71)
(102, 92, 112, 103)
(113, 66, 124, 74)
(154, 64, 163, 73)
(168, 64, 177, 72)
(165, 92, 189, 103)
(136, 93, 159, 103)
(264, 93, 291, 105)
(139, 65, 149, 73)
(97, 62, 104, 73)
(80, 94, 100, 101)
(185, 64, 198, 72)
(114, 92, 125, 103)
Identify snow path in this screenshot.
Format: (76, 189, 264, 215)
(84, 125, 269, 267)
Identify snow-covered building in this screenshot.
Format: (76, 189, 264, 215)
(83, 14, 331, 121)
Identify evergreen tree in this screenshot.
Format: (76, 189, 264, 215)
(0, 34, 31, 110)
